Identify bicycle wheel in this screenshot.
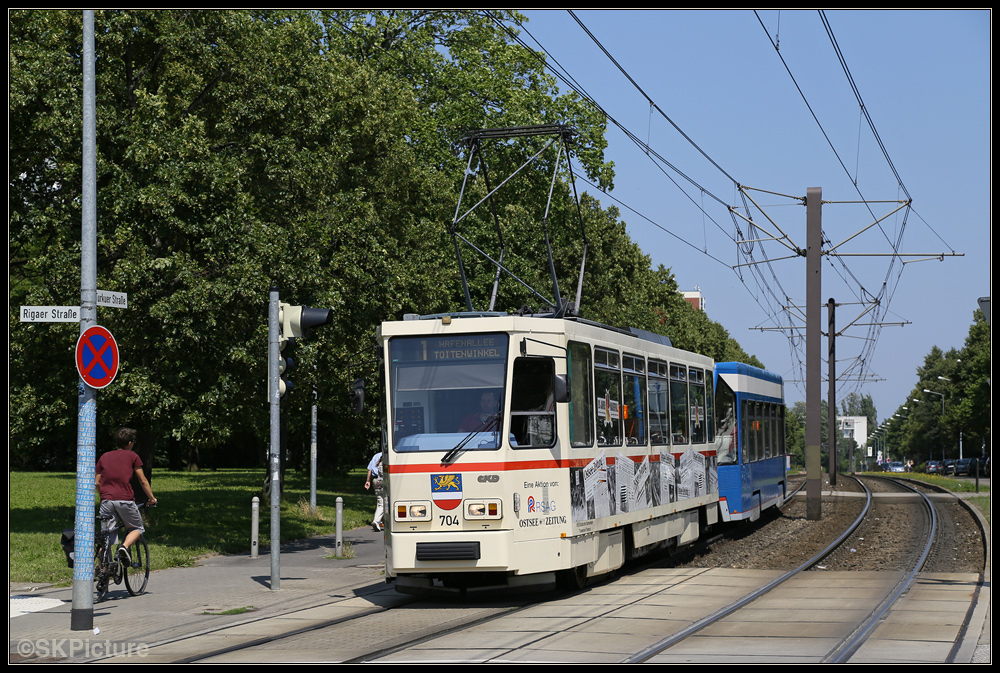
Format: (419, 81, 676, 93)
(94, 537, 110, 600)
(123, 535, 149, 596)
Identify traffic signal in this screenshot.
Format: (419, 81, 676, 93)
(279, 344, 295, 397)
(279, 303, 333, 343)
(349, 378, 366, 414)
(277, 303, 332, 398)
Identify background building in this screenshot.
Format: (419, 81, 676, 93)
(682, 287, 705, 312)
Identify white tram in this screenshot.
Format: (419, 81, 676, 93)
(379, 311, 720, 591)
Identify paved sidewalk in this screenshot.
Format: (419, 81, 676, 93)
(10, 525, 389, 663)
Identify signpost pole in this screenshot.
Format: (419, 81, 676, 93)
(268, 287, 281, 590)
(71, 9, 98, 631)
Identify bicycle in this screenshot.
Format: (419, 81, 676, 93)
(94, 502, 152, 600)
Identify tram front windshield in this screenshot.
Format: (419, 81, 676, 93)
(389, 333, 509, 452)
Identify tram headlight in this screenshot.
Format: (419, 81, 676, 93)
(394, 501, 431, 521)
(465, 499, 502, 520)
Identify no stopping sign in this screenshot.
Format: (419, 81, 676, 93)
(75, 325, 120, 389)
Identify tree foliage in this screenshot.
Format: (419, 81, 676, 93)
(10, 9, 767, 472)
(874, 310, 989, 465)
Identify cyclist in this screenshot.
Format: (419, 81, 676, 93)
(95, 427, 157, 564)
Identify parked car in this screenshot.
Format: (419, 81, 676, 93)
(942, 459, 957, 475)
(926, 460, 944, 474)
(954, 458, 974, 476)
(888, 461, 906, 473)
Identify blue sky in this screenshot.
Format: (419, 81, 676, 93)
(516, 9, 990, 427)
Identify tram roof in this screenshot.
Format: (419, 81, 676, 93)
(381, 311, 717, 363)
(715, 361, 783, 385)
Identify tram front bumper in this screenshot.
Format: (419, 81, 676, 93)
(387, 529, 515, 575)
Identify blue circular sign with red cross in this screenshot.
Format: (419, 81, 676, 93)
(75, 325, 120, 389)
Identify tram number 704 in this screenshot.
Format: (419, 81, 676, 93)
(440, 515, 460, 526)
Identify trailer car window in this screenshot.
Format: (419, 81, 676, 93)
(715, 375, 737, 465)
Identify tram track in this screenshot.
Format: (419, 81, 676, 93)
(164, 483, 833, 663)
(198, 475, 872, 663)
(821, 476, 935, 662)
(841, 475, 988, 664)
(625, 473, 976, 663)
(172, 579, 553, 663)
(628, 474, 982, 664)
(134, 473, 984, 663)
(627, 474, 875, 662)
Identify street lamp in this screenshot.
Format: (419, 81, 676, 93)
(923, 388, 946, 460)
(929, 377, 964, 460)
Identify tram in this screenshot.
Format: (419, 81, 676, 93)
(713, 361, 788, 522)
(377, 311, 720, 592)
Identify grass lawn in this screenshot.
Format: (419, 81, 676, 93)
(9, 468, 375, 586)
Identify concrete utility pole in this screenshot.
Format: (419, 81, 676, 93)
(828, 298, 837, 487)
(805, 187, 823, 521)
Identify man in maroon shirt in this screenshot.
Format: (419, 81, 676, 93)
(95, 427, 157, 564)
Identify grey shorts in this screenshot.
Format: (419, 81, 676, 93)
(100, 500, 145, 535)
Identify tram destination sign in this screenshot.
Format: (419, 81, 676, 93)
(395, 335, 507, 362)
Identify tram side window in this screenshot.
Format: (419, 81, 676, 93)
(778, 405, 787, 456)
(761, 403, 768, 460)
(669, 364, 688, 445)
(648, 360, 670, 446)
(595, 348, 622, 447)
(689, 367, 707, 444)
(715, 375, 737, 465)
(509, 357, 556, 448)
(768, 403, 777, 459)
(568, 342, 594, 448)
(753, 401, 763, 462)
(764, 402, 772, 459)
(622, 354, 648, 445)
(741, 399, 749, 464)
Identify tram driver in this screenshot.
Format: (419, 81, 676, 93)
(460, 390, 499, 432)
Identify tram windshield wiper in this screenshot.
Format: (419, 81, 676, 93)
(442, 414, 499, 464)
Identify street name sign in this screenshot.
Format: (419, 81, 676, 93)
(20, 306, 81, 322)
(96, 290, 128, 309)
(21, 291, 127, 323)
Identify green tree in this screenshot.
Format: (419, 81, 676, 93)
(10, 9, 768, 474)
(901, 346, 956, 463)
(10, 10, 452, 470)
(840, 392, 876, 431)
(784, 402, 805, 469)
(881, 307, 989, 465)
(949, 310, 989, 458)
(788, 400, 836, 473)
